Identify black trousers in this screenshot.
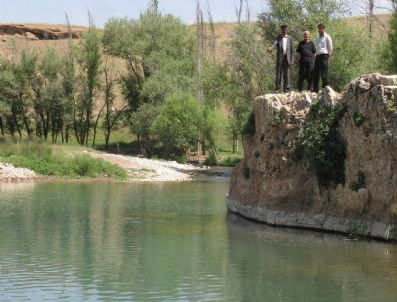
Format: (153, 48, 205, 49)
(313, 54, 329, 92)
(275, 55, 290, 92)
(298, 61, 314, 91)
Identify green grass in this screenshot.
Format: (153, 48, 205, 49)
(0, 142, 127, 179)
(219, 154, 242, 167)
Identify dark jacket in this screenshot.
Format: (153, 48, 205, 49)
(274, 34, 294, 65)
(296, 40, 316, 63)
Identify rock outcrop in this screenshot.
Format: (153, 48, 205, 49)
(0, 24, 83, 40)
(227, 74, 397, 241)
(0, 163, 36, 181)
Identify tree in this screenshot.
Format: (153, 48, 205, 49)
(130, 102, 159, 156)
(103, 10, 194, 108)
(224, 23, 272, 153)
(258, 0, 349, 41)
(74, 22, 102, 146)
(385, 13, 397, 73)
(100, 57, 128, 149)
(151, 94, 203, 156)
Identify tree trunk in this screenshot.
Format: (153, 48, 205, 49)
(12, 110, 22, 139)
(22, 114, 31, 137)
(0, 116, 4, 136)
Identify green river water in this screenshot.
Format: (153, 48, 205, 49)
(0, 179, 397, 301)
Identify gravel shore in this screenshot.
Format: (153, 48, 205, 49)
(0, 163, 36, 182)
(0, 153, 215, 183)
(90, 153, 209, 182)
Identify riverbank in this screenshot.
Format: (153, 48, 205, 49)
(87, 152, 211, 182)
(0, 151, 226, 183)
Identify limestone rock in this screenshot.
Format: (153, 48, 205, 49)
(24, 31, 38, 40)
(227, 74, 397, 241)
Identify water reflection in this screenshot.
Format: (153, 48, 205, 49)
(0, 181, 396, 301)
(226, 213, 397, 302)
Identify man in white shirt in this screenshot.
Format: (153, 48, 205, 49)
(267, 25, 294, 93)
(313, 23, 333, 92)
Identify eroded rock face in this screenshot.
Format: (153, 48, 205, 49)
(227, 73, 397, 241)
(0, 24, 82, 40)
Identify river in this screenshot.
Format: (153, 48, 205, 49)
(0, 180, 396, 301)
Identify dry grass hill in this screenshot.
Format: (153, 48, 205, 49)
(0, 14, 391, 62)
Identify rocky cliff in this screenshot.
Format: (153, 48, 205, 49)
(227, 74, 397, 241)
(0, 24, 83, 40)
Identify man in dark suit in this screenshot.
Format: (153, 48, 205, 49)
(296, 30, 316, 91)
(268, 24, 294, 93)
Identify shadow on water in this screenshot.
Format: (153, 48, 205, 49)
(225, 212, 397, 302)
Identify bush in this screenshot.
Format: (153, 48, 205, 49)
(242, 111, 255, 136)
(220, 155, 242, 167)
(353, 111, 365, 127)
(294, 102, 346, 186)
(204, 153, 218, 166)
(0, 142, 127, 178)
(176, 154, 187, 164)
(151, 94, 203, 155)
(351, 170, 366, 192)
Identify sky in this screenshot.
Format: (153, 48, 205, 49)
(0, 0, 393, 28)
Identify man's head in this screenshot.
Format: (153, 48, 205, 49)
(303, 30, 310, 42)
(318, 23, 325, 36)
(281, 24, 288, 36)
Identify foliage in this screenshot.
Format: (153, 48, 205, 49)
(103, 11, 195, 107)
(220, 155, 242, 167)
(351, 170, 366, 192)
(130, 102, 159, 139)
(202, 109, 227, 153)
(100, 57, 127, 149)
(385, 13, 397, 74)
(204, 153, 218, 166)
(353, 111, 365, 127)
(176, 154, 188, 164)
(223, 23, 270, 152)
(151, 94, 203, 155)
(327, 21, 382, 91)
(386, 100, 397, 113)
(75, 26, 102, 145)
(0, 142, 127, 178)
(242, 111, 256, 136)
(258, 0, 349, 40)
(294, 102, 346, 186)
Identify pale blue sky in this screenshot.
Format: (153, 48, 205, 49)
(0, 0, 392, 28)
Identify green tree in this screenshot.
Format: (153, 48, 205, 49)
(100, 57, 128, 149)
(258, 0, 349, 40)
(103, 10, 195, 108)
(384, 13, 397, 73)
(130, 102, 159, 156)
(224, 23, 271, 152)
(151, 94, 203, 156)
(74, 24, 102, 145)
(0, 57, 30, 138)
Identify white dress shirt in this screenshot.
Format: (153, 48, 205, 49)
(272, 35, 288, 55)
(315, 33, 333, 55)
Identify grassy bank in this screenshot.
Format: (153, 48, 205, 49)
(0, 142, 127, 179)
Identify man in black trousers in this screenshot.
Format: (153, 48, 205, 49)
(268, 24, 294, 93)
(296, 30, 316, 91)
(313, 23, 333, 92)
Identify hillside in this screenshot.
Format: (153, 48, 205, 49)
(0, 14, 391, 61)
